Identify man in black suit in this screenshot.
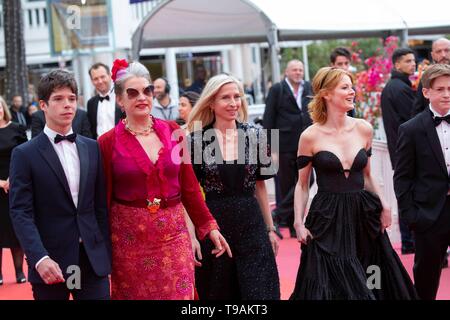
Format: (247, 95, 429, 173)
(394, 64, 450, 300)
(87, 63, 123, 139)
(9, 95, 28, 128)
(9, 70, 111, 300)
(31, 108, 92, 138)
(263, 59, 313, 237)
(412, 38, 450, 116)
(381, 47, 417, 254)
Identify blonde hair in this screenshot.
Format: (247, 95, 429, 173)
(421, 64, 450, 89)
(0, 96, 12, 122)
(187, 74, 248, 132)
(308, 67, 354, 124)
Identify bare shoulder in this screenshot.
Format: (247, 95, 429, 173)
(354, 118, 373, 137)
(297, 124, 319, 155)
(299, 124, 319, 144)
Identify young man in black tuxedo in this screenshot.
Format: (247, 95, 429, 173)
(394, 64, 450, 300)
(87, 63, 123, 139)
(9, 70, 111, 300)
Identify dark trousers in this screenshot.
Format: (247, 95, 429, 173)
(399, 214, 415, 250)
(413, 197, 450, 300)
(276, 152, 314, 229)
(274, 175, 282, 207)
(31, 244, 110, 300)
(277, 152, 299, 229)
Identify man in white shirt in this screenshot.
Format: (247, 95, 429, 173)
(394, 64, 450, 300)
(151, 77, 179, 120)
(87, 63, 123, 139)
(9, 70, 111, 300)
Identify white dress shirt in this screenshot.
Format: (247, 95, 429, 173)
(285, 78, 304, 110)
(430, 105, 450, 179)
(36, 126, 81, 270)
(97, 88, 116, 137)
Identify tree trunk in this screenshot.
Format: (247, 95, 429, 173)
(2, 0, 29, 105)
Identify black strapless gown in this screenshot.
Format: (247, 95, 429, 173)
(290, 148, 418, 300)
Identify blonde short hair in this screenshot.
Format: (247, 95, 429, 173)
(187, 74, 248, 132)
(421, 64, 450, 89)
(0, 96, 12, 122)
(308, 67, 354, 124)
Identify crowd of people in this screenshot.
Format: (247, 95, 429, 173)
(0, 37, 450, 300)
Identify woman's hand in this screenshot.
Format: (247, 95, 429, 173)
(0, 178, 9, 194)
(208, 230, 232, 258)
(294, 223, 313, 245)
(268, 231, 279, 256)
(380, 206, 392, 233)
(191, 237, 203, 267)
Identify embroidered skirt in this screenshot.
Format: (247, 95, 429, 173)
(110, 202, 194, 300)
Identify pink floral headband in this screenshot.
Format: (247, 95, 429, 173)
(111, 59, 129, 82)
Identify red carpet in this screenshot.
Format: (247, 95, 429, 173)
(1, 236, 450, 300)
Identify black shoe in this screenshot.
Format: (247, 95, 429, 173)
(442, 253, 449, 269)
(16, 271, 26, 284)
(273, 223, 283, 240)
(401, 247, 415, 255)
(0, 274, 3, 286)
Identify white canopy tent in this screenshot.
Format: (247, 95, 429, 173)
(132, 0, 450, 83)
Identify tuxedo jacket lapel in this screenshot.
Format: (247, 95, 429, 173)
(36, 134, 74, 204)
(421, 111, 448, 176)
(76, 137, 89, 209)
(90, 96, 100, 130)
(115, 104, 123, 123)
(282, 81, 299, 112)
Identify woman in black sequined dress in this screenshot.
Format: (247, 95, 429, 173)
(187, 74, 280, 300)
(290, 67, 417, 300)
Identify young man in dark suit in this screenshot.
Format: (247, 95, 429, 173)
(9, 70, 111, 300)
(394, 64, 450, 300)
(381, 47, 417, 254)
(86, 63, 123, 139)
(9, 95, 28, 128)
(263, 59, 313, 237)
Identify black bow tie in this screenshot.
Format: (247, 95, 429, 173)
(54, 133, 77, 144)
(433, 114, 450, 126)
(99, 95, 110, 102)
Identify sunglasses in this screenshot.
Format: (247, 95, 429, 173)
(125, 85, 154, 99)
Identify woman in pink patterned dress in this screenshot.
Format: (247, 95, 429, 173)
(98, 60, 231, 300)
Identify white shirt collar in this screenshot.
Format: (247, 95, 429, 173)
(98, 86, 114, 98)
(429, 104, 450, 118)
(285, 78, 304, 92)
(44, 125, 74, 142)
